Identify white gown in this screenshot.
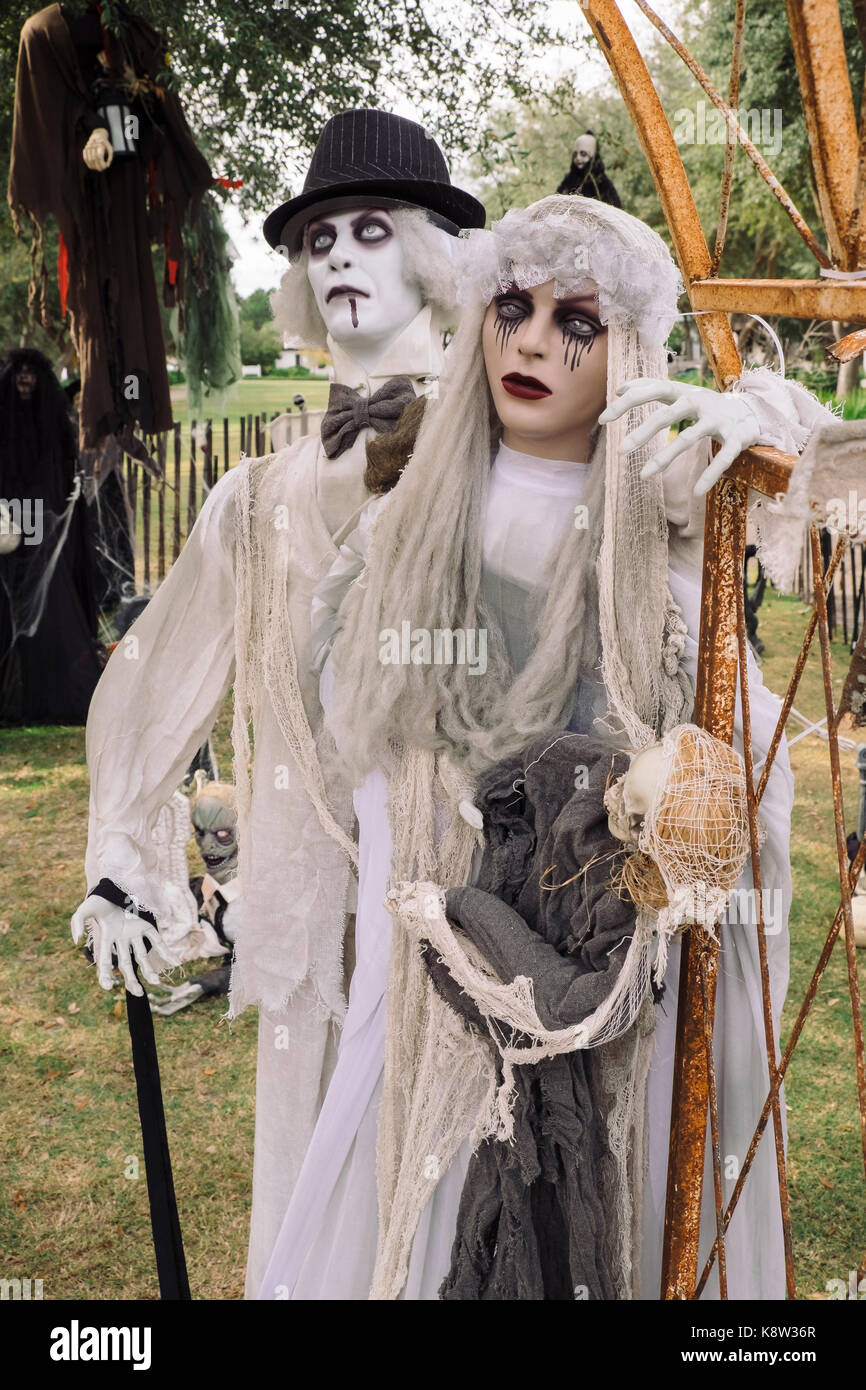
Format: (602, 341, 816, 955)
(260, 442, 794, 1300)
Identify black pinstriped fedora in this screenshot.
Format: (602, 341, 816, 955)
(263, 108, 486, 254)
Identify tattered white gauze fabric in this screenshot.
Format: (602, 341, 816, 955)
(751, 415, 866, 594)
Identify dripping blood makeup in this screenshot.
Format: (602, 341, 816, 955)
(326, 284, 369, 329)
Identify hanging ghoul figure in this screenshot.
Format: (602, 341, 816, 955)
(8, 2, 212, 453)
(557, 131, 622, 207)
(0, 347, 100, 724)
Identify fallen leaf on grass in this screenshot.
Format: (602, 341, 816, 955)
(43, 1017, 66, 1029)
(0, 920, 10, 934)
(818, 1176, 835, 1190)
(12, 1190, 26, 1211)
(113, 1000, 123, 1020)
(67, 1003, 80, 1014)
(200, 1068, 216, 1077)
(827, 997, 840, 1006)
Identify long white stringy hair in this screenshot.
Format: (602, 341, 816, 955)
(329, 195, 694, 780)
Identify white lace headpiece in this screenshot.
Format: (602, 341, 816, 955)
(456, 195, 683, 349)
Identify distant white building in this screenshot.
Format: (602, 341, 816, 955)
(276, 334, 328, 372)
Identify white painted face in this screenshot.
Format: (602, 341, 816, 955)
(573, 134, 597, 169)
(304, 207, 423, 365)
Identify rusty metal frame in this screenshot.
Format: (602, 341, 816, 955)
(578, 0, 866, 1299)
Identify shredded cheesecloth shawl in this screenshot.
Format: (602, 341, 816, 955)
(420, 733, 639, 1300)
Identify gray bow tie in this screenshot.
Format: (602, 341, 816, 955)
(320, 376, 417, 459)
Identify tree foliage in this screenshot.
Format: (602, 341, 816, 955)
(0, 0, 566, 217)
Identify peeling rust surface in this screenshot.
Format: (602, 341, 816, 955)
(786, 0, 859, 266)
(830, 327, 866, 363)
(661, 477, 746, 1299)
(690, 278, 866, 324)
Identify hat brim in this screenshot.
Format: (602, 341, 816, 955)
(263, 178, 486, 253)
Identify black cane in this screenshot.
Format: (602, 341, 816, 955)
(125, 973, 191, 1300)
(89, 881, 191, 1299)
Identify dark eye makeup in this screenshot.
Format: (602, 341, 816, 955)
(307, 222, 336, 256)
(493, 292, 532, 354)
(492, 290, 604, 371)
(306, 214, 393, 258)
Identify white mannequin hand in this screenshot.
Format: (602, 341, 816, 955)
(70, 894, 179, 997)
(83, 128, 114, 171)
(598, 378, 762, 498)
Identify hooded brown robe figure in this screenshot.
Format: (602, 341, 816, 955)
(7, 2, 213, 452)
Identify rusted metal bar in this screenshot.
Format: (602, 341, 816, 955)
(690, 279, 866, 324)
(809, 526, 866, 1194)
(727, 445, 794, 499)
(829, 327, 866, 362)
(578, 0, 743, 388)
(630, 0, 831, 267)
(698, 949, 728, 1299)
(661, 475, 748, 1299)
(695, 830, 866, 1295)
(735, 555, 796, 1298)
(785, 0, 859, 268)
(850, 68, 866, 266)
(712, 0, 746, 275)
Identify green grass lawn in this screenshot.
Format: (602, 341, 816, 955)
(170, 375, 332, 426)
(0, 591, 863, 1299)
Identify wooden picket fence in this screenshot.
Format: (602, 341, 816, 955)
(124, 406, 325, 587)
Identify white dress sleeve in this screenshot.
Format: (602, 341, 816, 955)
(84, 466, 241, 921)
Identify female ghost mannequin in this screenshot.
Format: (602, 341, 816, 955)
(71, 196, 469, 1297)
(305, 195, 828, 1300)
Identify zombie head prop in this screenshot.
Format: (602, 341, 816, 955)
(191, 780, 238, 884)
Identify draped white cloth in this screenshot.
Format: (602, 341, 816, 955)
(260, 439, 795, 1300)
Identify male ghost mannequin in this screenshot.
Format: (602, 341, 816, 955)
(71, 105, 483, 1294)
(71, 205, 429, 985)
